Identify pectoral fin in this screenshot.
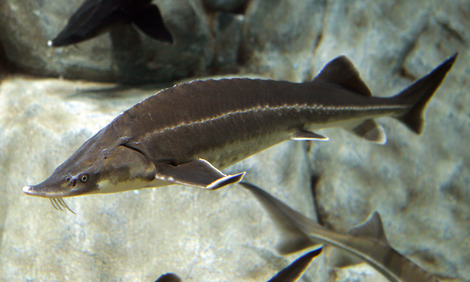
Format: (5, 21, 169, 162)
(155, 159, 245, 190)
(291, 130, 329, 141)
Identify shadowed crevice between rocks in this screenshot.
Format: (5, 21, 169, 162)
(109, 25, 149, 84)
(310, 174, 328, 227)
(437, 20, 466, 44)
(202, 0, 250, 14)
(0, 38, 13, 78)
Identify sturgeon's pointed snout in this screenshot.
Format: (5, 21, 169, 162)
(23, 185, 33, 194)
(23, 185, 43, 197)
(22, 181, 60, 198)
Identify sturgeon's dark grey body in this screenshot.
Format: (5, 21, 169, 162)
(23, 54, 456, 203)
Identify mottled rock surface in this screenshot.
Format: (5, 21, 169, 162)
(0, 0, 469, 281)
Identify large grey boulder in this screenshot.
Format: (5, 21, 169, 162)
(0, 0, 469, 281)
(240, 0, 325, 82)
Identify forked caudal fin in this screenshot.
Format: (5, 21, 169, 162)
(313, 54, 457, 137)
(313, 56, 387, 143)
(393, 53, 457, 134)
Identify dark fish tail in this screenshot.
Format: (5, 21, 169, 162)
(393, 53, 457, 134)
(130, 4, 173, 43)
(268, 248, 323, 282)
(50, 0, 173, 47)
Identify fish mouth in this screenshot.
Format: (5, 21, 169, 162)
(23, 185, 76, 214)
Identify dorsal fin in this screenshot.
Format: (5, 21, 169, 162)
(313, 56, 372, 97)
(348, 212, 389, 245)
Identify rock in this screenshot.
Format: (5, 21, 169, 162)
(329, 263, 388, 282)
(0, 0, 469, 280)
(239, 0, 326, 82)
(211, 12, 244, 72)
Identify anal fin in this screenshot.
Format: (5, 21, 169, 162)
(348, 212, 389, 245)
(155, 159, 245, 190)
(349, 119, 386, 144)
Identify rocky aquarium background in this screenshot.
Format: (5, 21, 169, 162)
(0, 0, 469, 281)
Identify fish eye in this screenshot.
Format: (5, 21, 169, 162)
(65, 176, 71, 183)
(80, 174, 89, 183)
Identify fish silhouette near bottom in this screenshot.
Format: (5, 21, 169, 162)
(268, 247, 323, 282)
(152, 249, 322, 282)
(23, 54, 456, 212)
(239, 182, 440, 282)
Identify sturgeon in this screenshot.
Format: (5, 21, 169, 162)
(23, 54, 456, 208)
(239, 182, 439, 282)
(49, 0, 173, 47)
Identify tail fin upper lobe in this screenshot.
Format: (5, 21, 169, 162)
(394, 53, 457, 134)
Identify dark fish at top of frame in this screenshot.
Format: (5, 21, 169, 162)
(49, 0, 173, 47)
(268, 247, 323, 282)
(23, 54, 456, 213)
